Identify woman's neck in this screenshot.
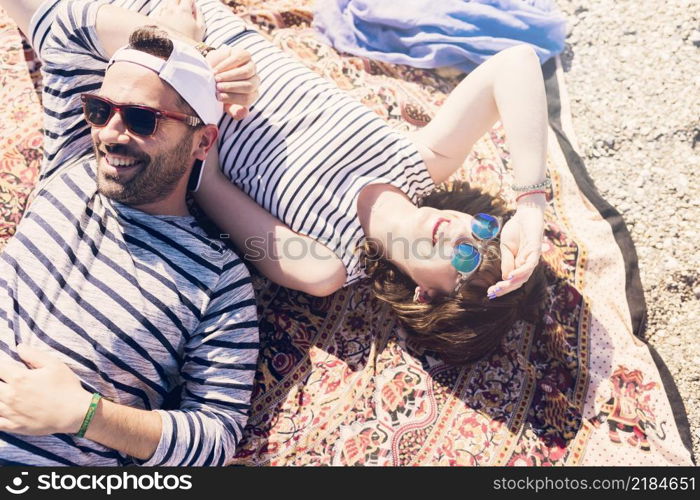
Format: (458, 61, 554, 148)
(357, 184, 417, 266)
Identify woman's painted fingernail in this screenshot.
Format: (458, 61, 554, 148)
(507, 273, 514, 280)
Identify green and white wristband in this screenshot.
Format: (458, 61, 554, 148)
(76, 392, 102, 438)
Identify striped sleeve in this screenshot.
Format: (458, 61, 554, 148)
(28, 0, 110, 180)
(138, 259, 259, 466)
(29, 0, 109, 62)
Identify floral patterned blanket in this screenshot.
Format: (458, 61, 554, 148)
(0, 0, 693, 465)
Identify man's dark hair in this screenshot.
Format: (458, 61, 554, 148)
(127, 25, 203, 125)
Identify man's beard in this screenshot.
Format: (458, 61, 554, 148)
(94, 133, 194, 206)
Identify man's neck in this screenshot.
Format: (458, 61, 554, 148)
(130, 182, 191, 217)
(132, 197, 190, 217)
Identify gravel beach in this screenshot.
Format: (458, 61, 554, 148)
(556, 0, 700, 461)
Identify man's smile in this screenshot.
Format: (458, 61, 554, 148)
(105, 153, 140, 168)
(98, 150, 147, 178)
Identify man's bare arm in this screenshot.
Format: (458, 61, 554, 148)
(84, 398, 162, 460)
(0, 345, 161, 460)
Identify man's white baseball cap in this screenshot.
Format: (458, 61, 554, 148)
(107, 40, 223, 125)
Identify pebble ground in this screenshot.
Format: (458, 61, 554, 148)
(557, 0, 700, 461)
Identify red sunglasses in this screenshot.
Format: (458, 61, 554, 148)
(80, 93, 202, 137)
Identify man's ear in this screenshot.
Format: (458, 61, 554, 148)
(188, 126, 218, 192)
(193, 124, 219, 160)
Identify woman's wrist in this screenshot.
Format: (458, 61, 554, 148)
(515, 192, 547, 210)
(511, 177, 551, 193)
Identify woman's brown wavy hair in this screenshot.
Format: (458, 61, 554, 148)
(360, 181, 547, 365)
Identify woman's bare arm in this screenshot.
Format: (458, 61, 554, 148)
(2, 0, 188, 53)
(95, 4, 200, 57)
(0, 0, 44, 35)
(410, 44, 547, 190)
(195, 148, 347, 297)
(411, 45, 548, 297)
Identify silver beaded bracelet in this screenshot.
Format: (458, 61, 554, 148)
(511, 178, 551, 192)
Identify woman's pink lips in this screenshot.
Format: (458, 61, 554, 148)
(432, 218, 450, 245)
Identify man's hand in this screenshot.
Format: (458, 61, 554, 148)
(0, 344, 92, 435)
(207, 47, 260, 121)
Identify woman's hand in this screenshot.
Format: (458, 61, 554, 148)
(207, 47, 260, 121)
(486, 197, 546, 299)
(150, 0, 205, 42)
(149, 0, 260, 121)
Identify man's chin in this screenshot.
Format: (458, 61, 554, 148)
(97, 175, 131, 203)
(96, 168, 141, 204)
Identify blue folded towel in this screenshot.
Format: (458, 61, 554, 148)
(313, 0, 567, 71)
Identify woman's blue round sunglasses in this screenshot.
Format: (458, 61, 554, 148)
(451, 213, 502, 294)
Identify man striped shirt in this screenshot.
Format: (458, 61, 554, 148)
(0, 0, 259, 466)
